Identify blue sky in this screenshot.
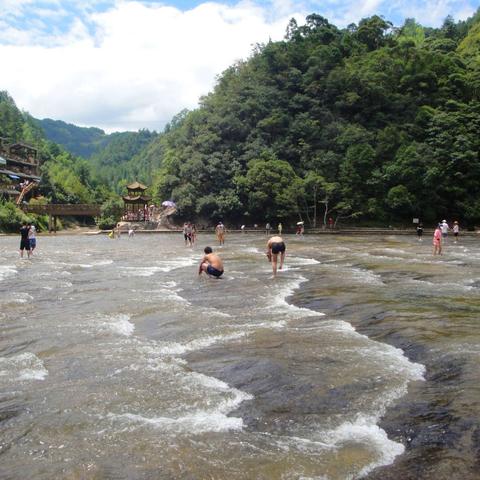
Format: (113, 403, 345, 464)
(0, 0, 478, 131)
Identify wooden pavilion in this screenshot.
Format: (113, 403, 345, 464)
(122, 181, 151, 221)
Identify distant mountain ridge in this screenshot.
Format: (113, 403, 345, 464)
(38, 118, 111, 158)
(37, 118, 159, 192)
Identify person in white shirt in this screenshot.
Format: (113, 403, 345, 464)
(28, 223, 37, 254)
(440, 220, 449, 242)
(453, 221, 460, 243)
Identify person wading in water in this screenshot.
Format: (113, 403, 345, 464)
(266, 235, 286, 277)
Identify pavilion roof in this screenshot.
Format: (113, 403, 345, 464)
(123, 195, 151, 203)
(127, 181, 147, 191)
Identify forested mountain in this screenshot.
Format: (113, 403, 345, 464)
(89, 129, 158, 193)
(38, 118, 108, 158)
(2, 10, 480, 228)
(37, 118, 158, 193)
(137, 11, 480, 226)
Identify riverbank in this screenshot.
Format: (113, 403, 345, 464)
(2, 227, 480, 237)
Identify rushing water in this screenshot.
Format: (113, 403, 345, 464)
(0, 233, 479, 479)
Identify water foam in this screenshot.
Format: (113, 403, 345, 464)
(157, 332, 246, 355)
(97, 314, 135, 337)
(322, 415, 405, 478)
(0, 352, 48, 381)
(9, 292, 34, 304)
(0, 265, 17, 282)
(109, 411, 244, 433)
(265, 275, 323, 318)
(108, 371, 252, 434)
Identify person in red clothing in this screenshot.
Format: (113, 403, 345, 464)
(433, 223, 442, 255)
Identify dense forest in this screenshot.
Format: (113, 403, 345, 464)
(2, 10, 480, 229)
(142, 11, 480, 227)
(39, 119, 158, 192)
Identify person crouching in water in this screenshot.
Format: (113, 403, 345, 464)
(199, 246, 224, 278)
(266, 235, 286, 277)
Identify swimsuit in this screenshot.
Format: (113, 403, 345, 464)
(207, 265, 224, 277)
(271, 242, 286, 254)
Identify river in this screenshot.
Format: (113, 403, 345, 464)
(0, 232, 479, 479)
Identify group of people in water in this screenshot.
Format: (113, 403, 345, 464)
(199, 234, 287, 279)
(431, 220, 460, 255)
(18, 220, 462, 267)
(18, 221, 37, 258)
(415, 219, 460, 255)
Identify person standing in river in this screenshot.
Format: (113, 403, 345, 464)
(215, 222, 226, 246)
(440, 219, 449, 243)
(453, 221, 460, 243)
(28, 223, 37, 254)
(433, 224, 442, 255)
(266, 235, 286, 277)
(416, 223, 423, 242)
(19, 222, 31, 259)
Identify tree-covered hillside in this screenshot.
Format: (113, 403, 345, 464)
(89, 129, 158, 193)
(38, 118, 108, 158)
(38, 118, 158, 193)
(142, 11, 480, 226)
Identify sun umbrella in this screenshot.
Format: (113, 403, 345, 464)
(162, 200, 176, 208)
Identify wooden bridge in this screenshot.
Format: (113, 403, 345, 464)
(21, 204, 101, 232)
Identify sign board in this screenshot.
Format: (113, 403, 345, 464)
(412, 218, 419, 224)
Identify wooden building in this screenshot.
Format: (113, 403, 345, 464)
(122, 181, 151, 221)
(0, 138, 41, 202)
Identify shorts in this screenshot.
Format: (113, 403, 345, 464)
(20, 239, 30, 250)
(271, 242, 286, 254)
(207, 265, 224, 277)
(29, 238, 36, 248)
(454, 232, 458, 238)
(442, 233, 447, 238)
(184, 233, 191, 241)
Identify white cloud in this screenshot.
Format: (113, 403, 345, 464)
(393, 0, 476, 25)
(0, 0, 477, 132)
(0, 1, 304, 132)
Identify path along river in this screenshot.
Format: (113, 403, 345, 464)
(0, 233, 479, 479)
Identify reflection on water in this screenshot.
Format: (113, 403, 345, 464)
(0, 233, 479, 479)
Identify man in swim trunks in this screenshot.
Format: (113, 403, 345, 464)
(19, 222, 31, 258)
(266, 235, 286, 277)
(199, 246, 224, 278)
(215, 222, 226, 245)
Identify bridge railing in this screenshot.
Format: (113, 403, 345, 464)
(21, 204, 101, 216)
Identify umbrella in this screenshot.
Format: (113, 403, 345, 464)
(297, 221, 304, 225)
(162, 200, 176, 208)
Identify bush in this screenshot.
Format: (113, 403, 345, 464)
(0, 201, 33, 232)
(96, 197, 123, 229)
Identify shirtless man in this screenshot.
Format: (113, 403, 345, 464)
(215, 222, 226, 245)
(266, 235, 286, 277)
(199, 246, 224, 278)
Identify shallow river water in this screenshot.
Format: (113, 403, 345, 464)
(0, 233, 479, 479)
